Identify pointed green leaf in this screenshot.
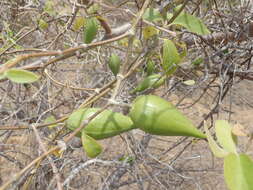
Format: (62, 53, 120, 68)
(204, 123, 228, 158)
(215, 120, 237, 154)
(81, 131, 102, 158)
(143, 8, 163, 22)
(6, 69, 40, 83)
(224, 153, 253, 190)
(168, 11, 210, 35)
(162, 39, 181, 75)
(108, 53, 120, 76)
(131, 74, 165, 94)
(83, 18, 98, 44)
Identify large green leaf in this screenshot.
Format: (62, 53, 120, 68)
(83, 18, 98, 44)
(81, 131, 102, 158)
(204, 123, 228, 158)
(215, 120, 237, 154)
(5, 69, 40, 83)
(224, 153, 253, 190)
(162, 39, 181, 75)
(168, 11, 210, 35)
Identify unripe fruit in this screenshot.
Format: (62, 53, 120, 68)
(67, 108, 135, 140)
(129, 95, 206, 138)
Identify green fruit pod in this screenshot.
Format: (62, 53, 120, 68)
(81, 131, 102, 158)
(67, 108, 135, 140)
(129, 95, 206, 138)
(108, 53, 121, 76)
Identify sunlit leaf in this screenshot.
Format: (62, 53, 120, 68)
(5, 69, 40, 83)
(81, 131, 102, 158)
(215, 120, 237, 154)
(204, 122, 228, 158)
(162, 39, 181, 75)
(224, 153, 253, 190)
(44, 0, 55, 16)
(38, 19, 49, 30)
(83, 18, 98, 44)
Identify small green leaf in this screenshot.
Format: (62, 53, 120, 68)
(192, 57, 204, 66)
(81, 131, 103, 158)
(108, 53, 120, 76)
(162, 39, 181, 75)
(168, 11, 210, 35)
(224, 153, 253, 190)
(143, 8, 163, 22)
(204, 123, 228, 158)
(215, 120, 237, 154)
(131, 74, 165, 94)
(6, 69, 40, 83)
(83, 18, 98, 44)
(38, 19, 49, 30)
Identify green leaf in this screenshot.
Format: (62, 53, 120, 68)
(192, 57, 204, 66)
(83, 18, 98, 44)
(143, 8, 163, 22)
(168, 11, 210, 35)
(204, 123, 228, 158)
(38, 19, 49, 30)
(81, 131, 102, 158)
(162, 39, 181, 75)
(131, 74, 166, 94)
(215, 120, 237, 154)
(224, 153, 253, 190)
(108, 53, 120, 76)
(5, 69, 40, 83)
